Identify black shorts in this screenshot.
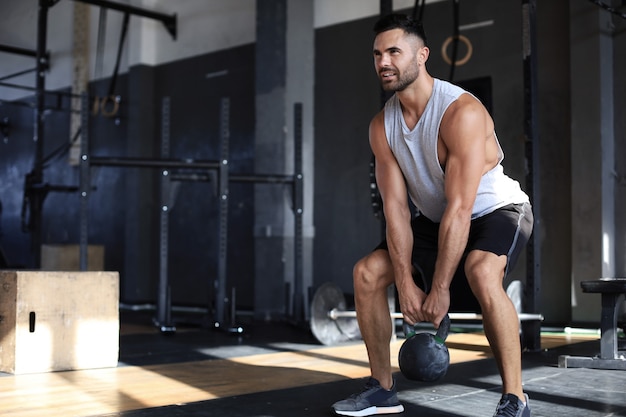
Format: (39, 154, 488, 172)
(376, 202, 533, 311)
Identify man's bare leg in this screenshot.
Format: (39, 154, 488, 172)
(353, 249, 396, 390)
(465, 250, 525, 401)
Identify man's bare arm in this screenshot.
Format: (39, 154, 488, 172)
(369, 112, 426, 324)
(422, 96, 491, 326)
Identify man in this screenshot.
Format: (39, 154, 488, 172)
(331, 14, 533, 417)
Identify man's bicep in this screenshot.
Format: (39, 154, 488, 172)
(442, 108, 486, 209)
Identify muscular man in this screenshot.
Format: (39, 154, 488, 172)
(331, 14, 533, 417)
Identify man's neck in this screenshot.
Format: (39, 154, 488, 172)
(397, 74, 435, 129)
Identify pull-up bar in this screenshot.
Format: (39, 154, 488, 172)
(230, 174, 295, 184)
(89, 156, 221, 170)
(0, 44, 39, 58)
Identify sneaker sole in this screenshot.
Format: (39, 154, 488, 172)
(333, 404, 405, 416)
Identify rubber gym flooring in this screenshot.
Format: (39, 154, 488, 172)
(1, 310, 625, 417)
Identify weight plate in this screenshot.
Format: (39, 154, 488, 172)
(310, 282, 360, 345)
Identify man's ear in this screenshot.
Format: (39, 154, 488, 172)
(418, 46, 430, 65)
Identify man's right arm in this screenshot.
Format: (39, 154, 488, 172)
(369, 112, 426, 324)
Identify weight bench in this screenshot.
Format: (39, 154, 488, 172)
(559, 278, 626, 370)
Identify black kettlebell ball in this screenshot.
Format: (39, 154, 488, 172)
(398, 314, 451, 382)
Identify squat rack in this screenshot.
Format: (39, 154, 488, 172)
(78, 93, 304, 331)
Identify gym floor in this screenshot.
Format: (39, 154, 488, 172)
(1, 310, 625, 417)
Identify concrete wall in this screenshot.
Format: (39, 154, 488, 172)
(569, 0, 626, 322)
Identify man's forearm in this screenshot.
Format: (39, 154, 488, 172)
(384, 207, 414, 288)
(432, 210, 470, 290)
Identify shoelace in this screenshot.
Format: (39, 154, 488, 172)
(494, 397, 520, 417)
(349, 378, 379, 400)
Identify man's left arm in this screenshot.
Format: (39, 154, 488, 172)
(422, 97, 489, 327)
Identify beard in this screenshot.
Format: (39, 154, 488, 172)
(379, 60, 420, 92)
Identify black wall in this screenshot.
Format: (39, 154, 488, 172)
(314, 17, 383, 296)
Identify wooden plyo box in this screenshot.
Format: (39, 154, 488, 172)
(41, 244, 105, 271)
(0, 270, 119, 374)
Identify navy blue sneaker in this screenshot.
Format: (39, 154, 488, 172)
(493, 393, 531, 417)
(331, 377, 404, 416)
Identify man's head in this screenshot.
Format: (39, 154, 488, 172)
(373, 14, 428, 48)
(372, 14, 429, 92)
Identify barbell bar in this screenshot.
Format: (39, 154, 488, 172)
(328, 308, 543, 322)
(310, 281, 544, 346)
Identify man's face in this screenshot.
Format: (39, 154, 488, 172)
(373, 29, 422, 92)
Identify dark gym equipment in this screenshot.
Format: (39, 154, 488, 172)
(559, 278, 626, 370)
(398, 315, 451, 382)
(79, 94, 304, 332)
(522, 0, 542, 352)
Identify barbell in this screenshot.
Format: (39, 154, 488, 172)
(310, 281, 544, 346)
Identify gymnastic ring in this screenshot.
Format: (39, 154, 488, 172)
(441, 35, 473, 66)
(91, 96, 100, 116)
(99, 95, 120, 117)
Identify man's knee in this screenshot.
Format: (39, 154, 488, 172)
(353, 250, 393, 292)
(465, 251, 507, 298)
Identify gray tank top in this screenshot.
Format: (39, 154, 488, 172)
(383, 78, 529, 222)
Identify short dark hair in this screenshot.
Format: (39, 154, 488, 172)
(373, 13, 428, 47)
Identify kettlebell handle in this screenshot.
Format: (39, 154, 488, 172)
(404, 314, 451, 344)
(434, 314, 451, 344)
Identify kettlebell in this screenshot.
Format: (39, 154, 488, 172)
(398, 314, 451, 382)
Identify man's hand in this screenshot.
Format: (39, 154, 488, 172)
(421, 287, 451, 328)
(397, 281, 428, 325)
